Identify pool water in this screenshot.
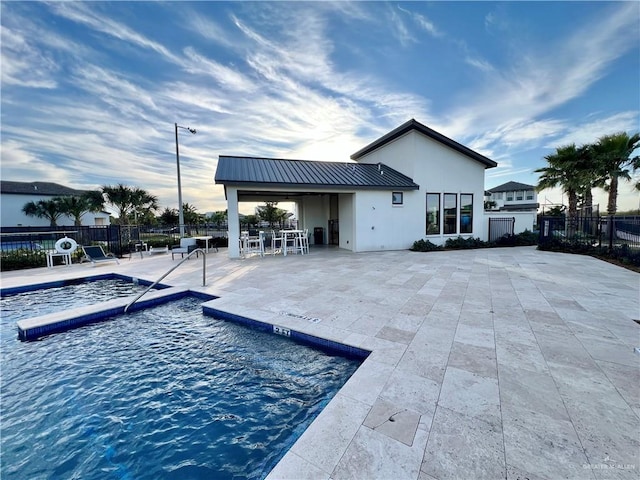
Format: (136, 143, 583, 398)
(0, 296, 361, 479)
(0, 277, 153, 323)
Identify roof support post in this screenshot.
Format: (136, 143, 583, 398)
(226, 186, 241, 259)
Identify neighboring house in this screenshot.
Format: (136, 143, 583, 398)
(215, 119, 497, 258)
(0, 181, 110, 227)
(485, 181, 538, 212)
(484, 181, 539, 236)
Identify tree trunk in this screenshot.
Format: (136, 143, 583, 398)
(607, 176, 618, 215)
(567, 189, 578, 238)
(583, 188, 593, 214)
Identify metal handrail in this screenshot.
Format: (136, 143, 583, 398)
(124, 248, 206, 313)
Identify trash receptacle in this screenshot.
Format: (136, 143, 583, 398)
(313, 227, 324, 245)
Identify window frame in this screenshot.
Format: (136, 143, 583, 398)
(392, 192, 403, 206)
(426, 193, 441, 235)
(460, 193, 473, 234)
(443, 193, 457, 235)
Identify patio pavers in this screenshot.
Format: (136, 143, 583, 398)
(1, 246, 638, 479)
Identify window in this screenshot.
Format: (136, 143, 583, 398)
(426, 193, 440, 235)
(506, 192, 514, 201)
(516, 191, 523, 201)
(392, 192, 403, 205)
(444, 193, 457, 235)
(494, 192, 503, 200)
(460, 194, 473, 234)
(526, 191, 534, 200)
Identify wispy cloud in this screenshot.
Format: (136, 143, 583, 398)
(388, 6, 417, 47)
(444, 2, 639, 144)
(0, 24, 58, 89)
(1, 2, 637, 214)
(398, 5, 441, 38)
(49, 2, 179, 64)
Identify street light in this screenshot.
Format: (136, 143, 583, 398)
(175, 122, 196, 238)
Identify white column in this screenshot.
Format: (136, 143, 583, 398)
(227, 187, 241, 258)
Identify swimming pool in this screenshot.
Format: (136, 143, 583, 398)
(0, 295, 364, 479)
(0, 274, 166, 323)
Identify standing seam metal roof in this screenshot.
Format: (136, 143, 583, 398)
(215, 156, 419, 190)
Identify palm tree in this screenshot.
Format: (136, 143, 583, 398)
(130, 187, 159, 225)
(182, 203, 201, 226)
(58, 191, 105, 226)
(535, 144, 584, 237)
(592, 132, 640, 215)
(256, 202, 289, 228)
(102, 184, 158, 225)
(158, 207, 179, 226)
(208, 210, 228, 228)
(22, 199, 64, 227)
(574, 144, 604, 215)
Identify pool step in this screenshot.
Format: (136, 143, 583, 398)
(17, 287, 190, 341)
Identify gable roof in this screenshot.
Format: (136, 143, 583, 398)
(487, 181, 536, 193)
(215, 156, 419, 190)
(350, 118, 498, 169)
(0, 181, 90, 196)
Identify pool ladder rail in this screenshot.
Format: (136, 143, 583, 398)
(124, 248, 206, 313)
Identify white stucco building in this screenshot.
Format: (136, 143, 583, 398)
(0, 181, 110, 227)
(215, 119, 498, 258)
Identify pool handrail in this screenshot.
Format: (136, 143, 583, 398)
(124, 248, 206, 313)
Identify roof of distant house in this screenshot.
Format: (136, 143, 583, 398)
(487, 181, 536, 193)
(498, 203, 540, 212)
(0, 181, 92, 196)
(215, 156, 420, 190)
(350, 118, 498, 169)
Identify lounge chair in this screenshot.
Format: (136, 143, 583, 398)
(171, 238, 199, 259)
(81, 245, 120, 266)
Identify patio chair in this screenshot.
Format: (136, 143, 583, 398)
(171, 238, 199, 260)
(244, 231, 265, 258)
(81, 245, 120, 266)
(297, 229, 310, 254)
(271, 230, 283, 255)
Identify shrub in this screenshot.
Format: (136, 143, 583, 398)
(410, 239, 443, 252)
(445, 236, 489, 249)
(494, 229, 538, 247)
(0, 250, 48, 271)
(538, 238, 640, 269)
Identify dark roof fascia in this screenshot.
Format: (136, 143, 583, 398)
(350, 119, 498, 169)
(223, 181, 419, 191)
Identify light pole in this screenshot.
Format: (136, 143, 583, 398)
(175, 122, 196, 238)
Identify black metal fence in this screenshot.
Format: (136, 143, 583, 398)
(0, 224, 233, 271)
(538, 215, 640, 250)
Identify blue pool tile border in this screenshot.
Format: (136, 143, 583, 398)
(202, 306, 371, 360)
(1, 273, 170, 297)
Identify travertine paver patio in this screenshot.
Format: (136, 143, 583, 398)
(2, 246, 638, 479)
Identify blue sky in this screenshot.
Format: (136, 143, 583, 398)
(2, 1, 639, 216)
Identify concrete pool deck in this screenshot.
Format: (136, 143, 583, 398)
(1, 246, 638, 479)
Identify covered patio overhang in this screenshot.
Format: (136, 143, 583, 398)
(214, 155, 419, 258)
(221, 183, 355, 258)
